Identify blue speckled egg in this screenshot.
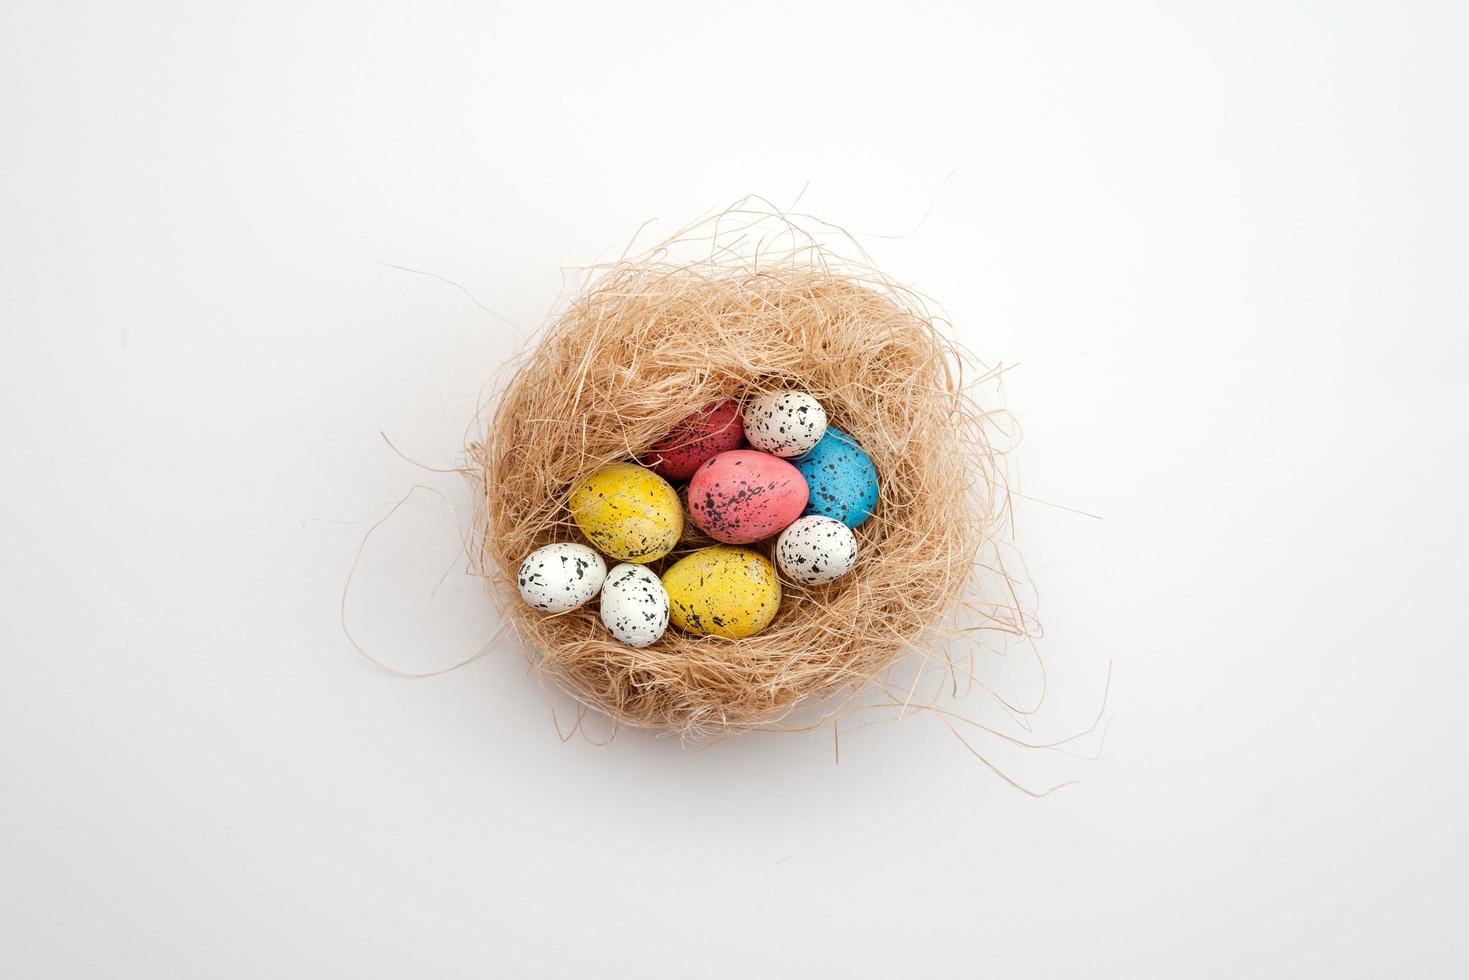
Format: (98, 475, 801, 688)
(794, 427, 878, 527)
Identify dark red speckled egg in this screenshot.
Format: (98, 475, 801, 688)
(688, 450, 809, 544)
(642, 400, 746, 481)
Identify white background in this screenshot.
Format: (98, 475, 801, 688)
(3, 1, 1467, 977)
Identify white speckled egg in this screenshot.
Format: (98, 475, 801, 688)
(598, 563, 670, 647)
(743, 391, 827, 458)
(517, 543, 607, 612)
(775, 515, 858, 585)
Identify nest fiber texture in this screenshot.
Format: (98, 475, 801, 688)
(471, 224, 1017, 738)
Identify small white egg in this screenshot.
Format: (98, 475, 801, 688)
(743, 391, 828, 457)
(517, 542, 607, 612)
(598, 563, 670, 647)
(776, 515, 858, 585)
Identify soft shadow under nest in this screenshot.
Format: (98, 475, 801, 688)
(468, 221, 1033, 740)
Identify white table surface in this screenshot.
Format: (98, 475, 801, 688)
(3, 2, 1465, 976)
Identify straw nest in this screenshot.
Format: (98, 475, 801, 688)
(468, 211, 1030, 739)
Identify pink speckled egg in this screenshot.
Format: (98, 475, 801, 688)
(642, 400, 745, 481)
(688, 450, 809, 544)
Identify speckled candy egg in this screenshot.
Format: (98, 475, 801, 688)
(598, 563, 670, 647)
(517, 542, 607, 612)
(661, 546, 782, 639)
(642, 400, 745, 481)
(687, 450, 808, 544)
(794, 427, 879, 527)
(776, 515, 859, 585)
(743, 391, 827, 457)
(569, 462, 682, 563)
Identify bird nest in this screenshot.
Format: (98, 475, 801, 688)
(468, 209, 1032, 739)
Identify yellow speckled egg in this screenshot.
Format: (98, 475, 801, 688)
(568, 463, 682, 563)
(661, 545, 782, 639)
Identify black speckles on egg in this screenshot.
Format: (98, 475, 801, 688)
(743, 391, 828, 458)
(793, 426, 879, 528)
(776, 515, 859, 585)
(687, 450, 810, 544)
(517, 542, 608, 613)
(642, 400, 746, 480)
(598, 563, 670, 647)
(568, 463, 683, 563)
(661, 545, 782, 639)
